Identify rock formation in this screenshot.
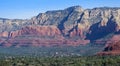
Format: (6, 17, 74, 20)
(0, 6, 120, 47)
(98, 41, 120, 55)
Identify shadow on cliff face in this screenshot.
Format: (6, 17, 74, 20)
(86, 16, 117, 42)
(57, 8, 79, 37)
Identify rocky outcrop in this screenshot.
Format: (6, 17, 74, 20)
(9, 25, 61, 38)
(0, 25, 62, 38)
(98, 41, 120, 55)
(97, 34, 120, 55)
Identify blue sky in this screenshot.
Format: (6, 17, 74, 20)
(0, 0, 120, 19)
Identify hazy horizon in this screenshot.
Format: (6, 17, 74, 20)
(0, 0, 120, 19)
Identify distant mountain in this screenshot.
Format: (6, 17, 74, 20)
(0, 6, 120, 49)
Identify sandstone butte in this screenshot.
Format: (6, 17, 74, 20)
(98, 41, 120, 56)
(98, 35, 120, 55)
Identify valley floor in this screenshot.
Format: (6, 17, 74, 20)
(0, 55, 120, 66)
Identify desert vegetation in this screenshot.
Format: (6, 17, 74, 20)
(0, 55, 120, 66)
